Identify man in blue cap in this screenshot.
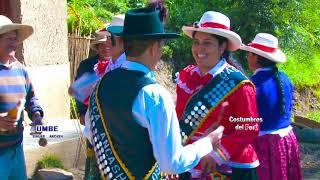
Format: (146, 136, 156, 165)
(89, 8, 224, 179)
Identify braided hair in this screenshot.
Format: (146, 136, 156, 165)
(257, 56, 286, 115)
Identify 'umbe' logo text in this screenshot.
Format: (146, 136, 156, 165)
(35, 125, 58, 132)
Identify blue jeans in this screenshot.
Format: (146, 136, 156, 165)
(0, 144, 27, 180)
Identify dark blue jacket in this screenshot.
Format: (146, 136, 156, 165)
(251, 69, 294, 131)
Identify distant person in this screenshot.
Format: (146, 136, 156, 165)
(0, 15, 44, 180)
(240, 33, 302, 180)
(176, 11, 260, 179)
(89, 8, 224, 179)
(99, 14, 126, 75)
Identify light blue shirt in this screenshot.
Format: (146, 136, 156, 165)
(122, 60, 213, 174)
(106, 53, 126, 72)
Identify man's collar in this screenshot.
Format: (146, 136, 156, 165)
(122, 60, 156, 80)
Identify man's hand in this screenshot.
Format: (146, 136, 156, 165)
(30, 111, 43, 135)
(200, 154, 217, 177)
(68, 86, 75, 96)
(0, 113, 17, 130)
(206, 126, 224, 148)
(31, 111, 43, 125)
(79, 115, 85, 125)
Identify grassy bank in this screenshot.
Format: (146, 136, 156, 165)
(278, 54, 320, 90)
(279, 53, 320, 122)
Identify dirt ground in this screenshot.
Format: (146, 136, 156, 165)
(300, 142, 320, 179)
(68, 142, 320, 180)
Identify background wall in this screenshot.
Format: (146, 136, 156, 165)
(9, 0, 70, 119)
(19, 0, 68, 66)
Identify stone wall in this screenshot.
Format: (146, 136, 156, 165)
(26, 65, 70, 120)
(19, 0, 68, 66)
(9, 0, 70, 120)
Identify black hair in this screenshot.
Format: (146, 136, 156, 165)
(123, 38, 159, 57)
(192, 31, 228, 46)
(226, 52, 246, 73)
(110, 34, 116, 46)
(257, 55, 286, 115)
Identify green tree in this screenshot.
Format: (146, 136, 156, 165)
(165, 0, 320, 85)
(67, 0, 145, 36)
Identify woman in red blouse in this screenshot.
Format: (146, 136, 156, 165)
(176, 11, 260, 180)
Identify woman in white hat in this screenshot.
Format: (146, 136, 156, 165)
(175, 11, 260, 180)
(240, 33, 302, 180)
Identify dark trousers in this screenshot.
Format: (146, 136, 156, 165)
(231, 167, 258, 180)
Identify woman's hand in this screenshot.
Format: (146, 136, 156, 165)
(200, 154, 217, 177)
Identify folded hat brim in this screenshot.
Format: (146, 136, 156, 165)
(240, 45, 286, 63)
(108, 26, 181, 39)
(0, 24, 33, 44)
(90, 38, 109, 51)
(182, 26, 242, 51)
(107, 26, 124, 36)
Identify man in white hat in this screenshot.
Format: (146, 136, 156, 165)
(0, 15, 44, 180)
(71, 14, 126, 180)
(240, 33, 302, 180)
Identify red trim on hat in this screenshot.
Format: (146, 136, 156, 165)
(200, 22, 229, 30)
(98, 28, 107, 32)
(247, 43, 277, 53)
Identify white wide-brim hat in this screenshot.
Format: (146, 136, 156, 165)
(90, 35, 108, 52)
(240, 33, 286, 63)
(182, 11, 242, 51)
(95, 14, 125, 36)
(0, 15, 33, 44)
(90, 14, 125, 51)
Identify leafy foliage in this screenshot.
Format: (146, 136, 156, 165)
(36, 155, 65, 170)
(70, 97, 78, 119)
(307, 111, 320, 123)
(67, 0, 145, 36)
(66, 0, 320, 113)
(165, 1, 320, 87)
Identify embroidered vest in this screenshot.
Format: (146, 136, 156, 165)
(89, 68, 160, 179)
(179, 66, 250, 144)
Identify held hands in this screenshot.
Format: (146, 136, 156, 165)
(206, 126, 224, 148)
(191, 125, 224, 147)
(200, 126, 224, 178)
(200, 154, 217, 178)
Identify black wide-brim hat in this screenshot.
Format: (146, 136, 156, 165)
(107, 8, 180, 39)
